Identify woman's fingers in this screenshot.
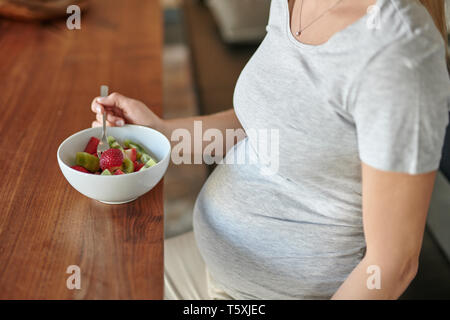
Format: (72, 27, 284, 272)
(92, 101, 120, 116)
(91, 92, 152, 127)
(91, 98, 104, 114)
(92, 118, 114, 128)
(96, 92, 126, 109)
(92, 120, 115, 127)
(92, 98, 126, 119)
(92, 96, 125, 127)
(95, 112, 125, 127)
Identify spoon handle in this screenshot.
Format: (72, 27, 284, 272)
(100, 85, 109, 97)
(100, 85, 109, 137)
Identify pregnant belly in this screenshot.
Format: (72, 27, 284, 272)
(192, 162, 366, 299)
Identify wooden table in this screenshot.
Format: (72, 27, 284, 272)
(0, 0, 163, 299)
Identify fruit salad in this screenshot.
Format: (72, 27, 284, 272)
(71, 136, 157, 175)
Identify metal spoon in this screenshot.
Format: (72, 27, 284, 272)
(97, 85, 110, 158)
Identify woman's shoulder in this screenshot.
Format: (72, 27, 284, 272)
(358, 0, 447, 74)
(380, 0, 445, 48)
(348, 1, 450, 113)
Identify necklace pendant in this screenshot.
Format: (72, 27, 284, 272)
(296, 31, 301, 36)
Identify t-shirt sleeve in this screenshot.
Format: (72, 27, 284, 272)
(348, 41, 450, 174)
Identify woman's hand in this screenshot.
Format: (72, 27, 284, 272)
(91, 92, 164, 132)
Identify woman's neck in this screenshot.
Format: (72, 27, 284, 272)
(288, 0, 377, 46)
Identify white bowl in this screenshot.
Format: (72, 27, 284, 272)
(57, 125, 171, 204)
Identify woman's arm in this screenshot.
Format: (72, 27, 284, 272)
(332, 163, 436, 299)
(163, 109, 245, 156)
(91, 93, 245, 158)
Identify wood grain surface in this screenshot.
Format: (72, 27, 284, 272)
(0, 0, 89, 21)
(0, 0, 163, 299)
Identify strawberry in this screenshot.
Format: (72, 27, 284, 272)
(100, 148, 124, 171)
(134, 161, 144, 172)
(114, 169, 125, 175)
(71, 165, 90, 173)
(84, 137, 100, 155)
(124, 148, 137, 162)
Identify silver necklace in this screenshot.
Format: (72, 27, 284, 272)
(295, 0, 345, 36)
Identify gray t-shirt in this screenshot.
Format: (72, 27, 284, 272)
(193, 0, 450, 299)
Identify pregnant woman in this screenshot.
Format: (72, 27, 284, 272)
(91, 0, 450, 299)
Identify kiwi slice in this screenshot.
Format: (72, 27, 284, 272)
(144, 158, 157, 168)
(111, 141, 123, 150)
(101, 169, 112, 175)
(107, 136, 116, 146)
(140, 153, 152, 164)
(121, 158, 134, 173)
(123, 139, 132, 148)
(107, 136, 124, 152)
(139, 157, 157, 171)
(124, 139, 146, 154)
(76, 152, 100, 172)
